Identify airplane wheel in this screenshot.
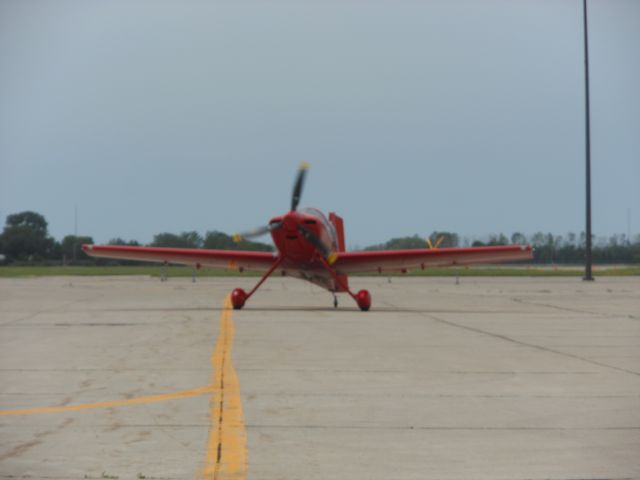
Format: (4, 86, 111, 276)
(356, 289, 371, 311)
(231, 288, 247, 310)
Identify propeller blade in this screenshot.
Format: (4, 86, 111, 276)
(426, 236, 445, 249)
(234, 222, 283, 242)
(291, 161, 310, 212)
(297, 224, 337, 265)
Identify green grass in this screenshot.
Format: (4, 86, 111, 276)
(0, 264, 638, 278)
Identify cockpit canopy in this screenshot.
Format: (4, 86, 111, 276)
(300, 208, 338, 249)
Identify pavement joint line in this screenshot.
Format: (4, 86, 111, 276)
(3, 424, 639, 430)
(0, 477, 633, 480)
(1, 296, 100, 327)
(241, 393, 640, 399)
(198, 295, 247, 480)
(0, 368, 616, 373)
(243, 424, 640, 430)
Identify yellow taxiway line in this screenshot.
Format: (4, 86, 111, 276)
(0, 295, 248, 480)
(199, 295, 247, 479)
(0, 384, 214, 416)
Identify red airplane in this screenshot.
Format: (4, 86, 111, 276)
(82, 164, 532, 311)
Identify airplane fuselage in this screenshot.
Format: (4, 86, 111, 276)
(269, 208, 337, 266)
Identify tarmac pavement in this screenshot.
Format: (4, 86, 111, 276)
(1, 275, 639, 479)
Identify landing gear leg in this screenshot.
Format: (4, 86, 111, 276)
(333, 294, 338, 309)
(230, 257, 283, 310)
(318, 257, 371, 311)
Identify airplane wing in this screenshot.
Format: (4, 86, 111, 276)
(81, 244, 277, 272)
(333, 245, 533, 274)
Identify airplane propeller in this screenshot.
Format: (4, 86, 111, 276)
(233, 162, 309, 242)
(291, 161, 309, 212)
(232, 162, 336, 263)
(233, 222, 283, 242)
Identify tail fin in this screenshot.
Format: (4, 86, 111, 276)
(328, 212, 349, 292)
(329, 212, 346, 252)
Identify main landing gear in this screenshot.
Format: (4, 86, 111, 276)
(317, 256, 371, 311)
(330, 289, 371, 311)
(329, 290, 371, 311)
(354, 289, 372, 311)
(229, 257, 372, 311)
(230, 257, 283, 310)
(231, 287, 248, 310)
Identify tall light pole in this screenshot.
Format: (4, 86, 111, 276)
(73, 204, 78, 263)
(582, 0, 594, 281)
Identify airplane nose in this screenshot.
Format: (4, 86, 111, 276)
(282, 212, 300, 231)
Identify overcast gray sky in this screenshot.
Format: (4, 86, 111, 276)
(1, 0, 638, 247)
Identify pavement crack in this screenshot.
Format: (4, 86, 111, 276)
(0, 418, 74, 461)
(427, 312, 639, 377)
(512, 296, 639, 321)
(381, 299, 640, 377)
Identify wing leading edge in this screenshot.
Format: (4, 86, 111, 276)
(333, 245, 533, 274)
(82, 244, 533, 275)
(82, 244, 277, 272)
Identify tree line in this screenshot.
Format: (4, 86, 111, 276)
(360, 230, 639, 264)
(1, 211, 638, 265)
(0, 211, 271, 265)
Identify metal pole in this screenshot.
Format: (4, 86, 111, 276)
(583, 0, 594, 281)
(627, 208, 631, 246)
(73, 204, 78, 263)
